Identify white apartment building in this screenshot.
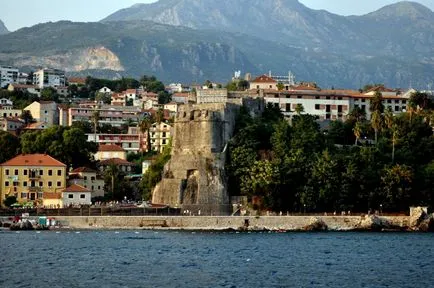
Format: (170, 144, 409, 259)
(149, 122, 172, 153)
(263, 88, 411, 121)
(33, 68, 66, 89)
(0, 66, 19, 88)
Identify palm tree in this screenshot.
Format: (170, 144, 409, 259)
(384, 107, 394, 130)
(353, 121, 362, 146)
(371, 110, 382, 144)
(91, 109, 100, 143)
(105, 163, 120, 200)
(295, 104, 304, 115)
(369, 91, 384, 114)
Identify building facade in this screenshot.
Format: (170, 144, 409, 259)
(149, 122, 172, 152)
(24, 101, 59, 127)
(0, 154, 67, 207)
(68, 105, 144, 127)
(0, 66, 19, 88)
(196, 89, 228, 104)
(95, 144, 127, 161)
(33, 68, 66, 89)
(68, 167, 105, 198)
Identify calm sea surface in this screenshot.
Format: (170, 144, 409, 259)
(0, 230, 433, 288)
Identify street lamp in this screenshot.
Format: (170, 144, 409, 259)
(304, 204, 306, 214)
(380, 204, 383, 215)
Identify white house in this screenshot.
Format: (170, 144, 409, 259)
(0, 98, 13, 106)
(98, 87, 112, 94)
(62, 184, 92, 206)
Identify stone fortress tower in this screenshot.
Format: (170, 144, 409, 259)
(152, 102, 240, 215)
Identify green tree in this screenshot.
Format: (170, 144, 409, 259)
(3, 196, 17, 207)
(0, 131, 20, 163)
(369, 91, 384, 114)
(371, 110, 382, 144)
(40, 87, 59, 102)
(381, 164, 413, 211)
(276, 82, 284, 91)
(20, 110, 33, 125)
(353, 121, 362, 146)
(295, 104, 304, 115)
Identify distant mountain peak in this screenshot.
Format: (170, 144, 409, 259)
(365, 1, 433, 19)
(0, 19, 9, 35)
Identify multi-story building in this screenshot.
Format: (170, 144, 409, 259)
(149, 122, 172, 152)
(62, 184, 92, 206)
(33, 68, 66, 89)
(250, 74, 278, 90)
(0, 98, 13, 106)
(263, 87, 411, 121)
(24, 101, 59, 127)
(196, 89, 228, 104)
(68, 167, 105, 198)
(0, 66, 19, 88)
(86, 127, 148, 154)
(0, 106, 22, 118)
(68, 105, 144, 127)
(0, 154, 67, 207)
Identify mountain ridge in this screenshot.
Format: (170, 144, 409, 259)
(0, 19, 9, 35)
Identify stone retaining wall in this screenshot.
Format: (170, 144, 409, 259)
(50, 215, 409, 231)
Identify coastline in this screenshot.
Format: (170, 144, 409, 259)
(35, 213, 433, 232)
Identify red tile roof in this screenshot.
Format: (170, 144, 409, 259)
(125, 89, 136, 94)
(71, 167, 97, 173)
(99, 158, 136, 166)
(98, 144, 125, 152)
(63, 184, 91, 193)
(1, 154, 66, 167)
(251, 75, 277, 83)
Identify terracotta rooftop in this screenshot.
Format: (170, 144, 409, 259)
(63, 184, 91, 193)
(172, 93, 190, 98)
(98, 144, 125, 152)
(71, 167, 97, 173)
(1, 154, 66, 167)
(125, 89, 136, 94)
(251, 75, 277, 83)
(99, 158, 136, 166)
(24, 122, 47, 130)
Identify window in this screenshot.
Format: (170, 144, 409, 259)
(338, 97, 343, 100)
(48, 170, 52, 176)
(5, 181, 9, 187)
(326, 114, 331, 120)
(37, 192, 43, 199)
(361, 105, 366, 111)
(5, 169, 9, 176)
(256, 85, 259, 89)
(24, 170, 27, 176)
(269, 85, 272, 89)
(402, 106, 406, 111)
(21, 193, 27, 199)
(91, 186, 94, 190)
(23, 182, 27, 187)
(80, 194, 86, 199)
(387, 100, 392, 104)
(402, 100, 407, 104)
(315, 96, 320, 99)
(315, 104, 320, 110)
(395, 100, 400, 104)
(57, 170, 62, 176)
(84, 176, 87, 181)
(68, 194, 74, 199)
(361, 99, 366, 103)
(162, 139, 167, 145)
(57, 181, 61, 187)
(39, 170, 43, 176)
(48, 181, 52, 187)
(39, 182, 43, 187)
(285, 103, 291, 112)
(326, 96, 330, 100)
(98, 186, 101, 190)
(395, 106, 400, 112)
(14, 169, 18, 175)
(91, 177, 95, 181)
(297, 96, 302, 99)
(338, 105, 343, 113)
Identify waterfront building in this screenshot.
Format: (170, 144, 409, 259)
(32, 68, 66, 89)
(62, 184, 92, 206)
(24, 101, 59, 127)
(0, 154, 67, 208)
(68, 167, 105, 198)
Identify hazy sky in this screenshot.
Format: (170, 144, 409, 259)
(1, 0, 433, 32)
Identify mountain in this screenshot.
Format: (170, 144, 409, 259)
(102, 0, 434, 59)
(0, 19, 9, 35)
(0, 1, 433, 88)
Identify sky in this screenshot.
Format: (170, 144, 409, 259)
(0, 0, 433, 32)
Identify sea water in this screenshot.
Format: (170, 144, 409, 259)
(0, 230, 433, 288)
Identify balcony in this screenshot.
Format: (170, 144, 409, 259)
(29, 186, 42, 192)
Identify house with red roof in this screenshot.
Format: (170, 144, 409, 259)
(95, 144, 127, 161)
(62, 184, 92, 206)
(250, 74, 278, 90)
(68, 167, 105, 198)
(0, 154, 67, 208)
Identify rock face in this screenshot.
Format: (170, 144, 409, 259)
(409, 206, 427, 228)
(303, 217, 328, 231)
(0, 20, 8, 35)
(152, 103, 239, 215)
(356, 215, 391, 231)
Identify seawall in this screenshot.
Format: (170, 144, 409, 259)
(50, 215, 410, 231)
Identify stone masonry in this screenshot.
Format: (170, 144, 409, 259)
(152, 103, 240, 215)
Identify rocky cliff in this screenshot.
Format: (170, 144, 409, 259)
(0, 20, 8, 35)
